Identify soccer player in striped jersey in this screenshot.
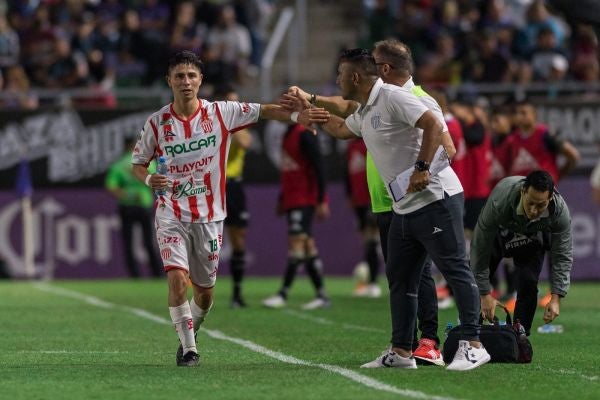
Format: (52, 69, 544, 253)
(132, 51, 329, 366)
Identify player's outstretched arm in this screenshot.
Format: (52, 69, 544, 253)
(311, 111, 355, 140)
(287, 86, 359, 118)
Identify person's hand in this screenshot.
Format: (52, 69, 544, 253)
(407, 170, 430, 193)
(316, 202, 330, 220)
(543, 294, 560, 323)
(280, 92, 310, 111)
(149, 173, 169, 191)
(298, 108, 330, 134)
(480, 294, 500, 322)
(288, 86, 310, 102)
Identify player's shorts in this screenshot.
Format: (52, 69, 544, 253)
(464, 197, 487, 231)
(155, 217, 223, 287)
(286, 207, 315, 236)
(225, 178, 249, 228)
(353, 206, 378, 231)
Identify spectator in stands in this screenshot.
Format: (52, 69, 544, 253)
(2, 64, 38, 109)
(233, 0, 274, 69)
(45, 35, 89, 88)
(204, 4, 252, 85)
(116, 9, 148, 87)
(168, 1, 207, 56)
(0, 13, 20, 70)
(571, 24, 599, 83)
(464, 29, 512, 83)
(530, 26, 568, 82)
(106, 137, 162, 279)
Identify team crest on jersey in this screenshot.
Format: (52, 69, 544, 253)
(371, 113, 382, 129)
(160, 248, 171, 260)
(242, 102, 250, 113)
(200, 106, 213, 133)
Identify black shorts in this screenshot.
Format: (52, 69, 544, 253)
(286, 207, 315, 236)
(225, 178, 249, 228)
(354, 206, 378, 231)
(464, 197, 487, 231)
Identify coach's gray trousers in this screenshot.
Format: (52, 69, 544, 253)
(386, 193, 481, 350)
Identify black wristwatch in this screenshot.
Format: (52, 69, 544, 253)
(414, 160, 430, 172)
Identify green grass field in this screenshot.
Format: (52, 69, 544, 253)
(1, 278, 599, 400)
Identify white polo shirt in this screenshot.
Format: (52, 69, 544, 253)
(345, 78, 462, 214)
(401, 77, 463, 198)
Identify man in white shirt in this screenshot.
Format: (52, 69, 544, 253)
(132, 50, 329, 366)
(313, 48, 490, 371)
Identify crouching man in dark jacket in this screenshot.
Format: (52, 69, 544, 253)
(470, 170, 572, 335)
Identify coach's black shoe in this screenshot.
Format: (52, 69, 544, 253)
(177, 351, 199, 367)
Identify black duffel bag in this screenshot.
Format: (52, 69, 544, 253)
(442, 306, 532, 364)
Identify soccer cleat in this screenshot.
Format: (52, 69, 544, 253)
(360, 348, 417, 369)
(367, 284, 382, 298)
(353, 283, 369, 297)
(437, 296, 454, 310)
(176, 332, 198, 365)
(177, 351, 200, 367)
(262, 294, 286, 309)
(413, 338, 445, 366)
(301, 297, 331, 310)
(231, 297, 247, 309)
(446, 340, 491, 371)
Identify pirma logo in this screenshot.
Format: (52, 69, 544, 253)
(161, 248, 171, 260)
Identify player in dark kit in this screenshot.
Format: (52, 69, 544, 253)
(263, 122, 331, 310)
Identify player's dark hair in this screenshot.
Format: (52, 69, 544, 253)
(339, 48, 378, 77)
(167, 50, 203, 75)
(523, 170, 555, 194)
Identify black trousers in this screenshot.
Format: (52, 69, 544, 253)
(376, 193, 465, 347)
(387, 194, 480, 350)
(118, 205, 162, 277)
(488, 236, 546, 335)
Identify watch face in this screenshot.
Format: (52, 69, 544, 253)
(415, 161, 429, 171)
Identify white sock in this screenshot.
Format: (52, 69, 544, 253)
(169, 302, 196, 355)
(190, 298, 212, 330)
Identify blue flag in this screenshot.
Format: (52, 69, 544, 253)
(16, 158, 33, 198)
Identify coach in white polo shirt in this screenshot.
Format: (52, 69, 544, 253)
(316, 48, 490, 371)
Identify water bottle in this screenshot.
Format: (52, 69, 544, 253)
(444, 322, 453, 339)
(537, 324, 564, 334)
(155, 156, 167, 196)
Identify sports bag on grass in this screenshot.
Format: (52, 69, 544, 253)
(442, 306, 533, 363)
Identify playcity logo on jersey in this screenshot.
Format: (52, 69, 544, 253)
(172, 180, 209, 199)
(164, 135, 216, 156)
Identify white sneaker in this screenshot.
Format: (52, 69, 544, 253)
(262, 294, 286, 309)
(301, 297, 330, 310)
(437, 296, 454, 310)
(446, 340, 491, 371)
(367, 284, 382, 298)
(361, 348, 417, 369)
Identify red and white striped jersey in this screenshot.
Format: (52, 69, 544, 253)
(132, 100, 260, 223)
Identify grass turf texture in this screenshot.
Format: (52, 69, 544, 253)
(1, 278, 599, 400)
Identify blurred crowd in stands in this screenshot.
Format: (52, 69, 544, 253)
(0, 0, 273, 108)
(360, 0, 599, 89)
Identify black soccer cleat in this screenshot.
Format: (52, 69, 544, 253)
(231, 297, 247, 309)
(177, 351, 199, 367)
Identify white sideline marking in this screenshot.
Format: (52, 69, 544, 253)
(33, 283, 460, 400)
(282, 309, 387, 333)
(532, 365, 599, 382)
(19, 350, 128, 354)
